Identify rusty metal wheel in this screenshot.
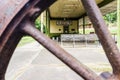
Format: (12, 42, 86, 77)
(0, 0, 120, 80)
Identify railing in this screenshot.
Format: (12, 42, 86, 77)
(61, 34, 99, 47)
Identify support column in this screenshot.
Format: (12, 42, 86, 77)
(83, 16, 85, 34)
(41, 12, 44, 33)
(45, 10, 48, 35)
(117, 0, 120, 47)
(46, 10, 50, 36)
(77, 20, 79, 33)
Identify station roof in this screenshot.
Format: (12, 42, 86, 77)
(49, 0, 117, 19)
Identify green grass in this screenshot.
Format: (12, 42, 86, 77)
(18, 36, 35, 47)
(85, 63, 112, 72)
(79, 27, 117, 34)
(108, 27, 117, 34)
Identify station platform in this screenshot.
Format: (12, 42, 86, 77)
(6, 42, 111, 80)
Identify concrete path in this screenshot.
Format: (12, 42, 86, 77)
(5, 42, 111, 80)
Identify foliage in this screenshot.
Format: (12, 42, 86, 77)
(35, 18, 46, 33)
(35, 18, 41, 30)
(104, 11, 117, 23)
(18, 36, 35, 47)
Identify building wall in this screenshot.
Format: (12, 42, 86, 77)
(50, 20, 78, 34)
(50, 20, 63, 33)
(69, 21, 78, 33)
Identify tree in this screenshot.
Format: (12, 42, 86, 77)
(35, 18, 41, 30)
(104, 11, 117, 23)
(35, 18, 46, 33)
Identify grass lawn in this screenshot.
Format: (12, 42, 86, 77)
(18, 36, 35, 47)
(79, 27, 117, 35)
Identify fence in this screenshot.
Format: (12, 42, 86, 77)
(60, 34, 99, 47)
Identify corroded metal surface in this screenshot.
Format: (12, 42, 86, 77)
(0, 0, 120, 80)
(0, 31, 23, 80)
(0, 0, 29, 36)
(81, 0, 120, 79)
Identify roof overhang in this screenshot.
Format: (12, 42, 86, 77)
(49, 0, 116, 19)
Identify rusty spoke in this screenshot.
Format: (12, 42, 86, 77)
(0, 0, 56, 79)
(0, 0, 40, 52)
(81, 0, 120, 78)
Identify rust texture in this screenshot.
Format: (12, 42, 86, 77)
(81, 0, 120, 79)
(0, 0, 120, 80)
(0, 0, 29, 36)
(0, 0, 56, 80)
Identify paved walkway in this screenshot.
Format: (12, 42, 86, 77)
(5, 42, 111, 80)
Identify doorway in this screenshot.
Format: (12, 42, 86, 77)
(63, 25, 69, 34)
